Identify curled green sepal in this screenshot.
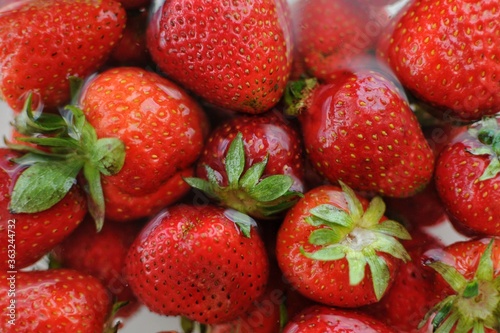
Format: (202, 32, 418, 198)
(300, 181, 411, 300)
(184, 132, 303, 219)
(9, 91, 126, 231)
(223, 208, 256, 238)
(466, 116, 500, 181)
(420, 239, 500, 333)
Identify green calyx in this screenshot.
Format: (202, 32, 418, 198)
(184, 132, 303, 220)
(300, 181, 411, 300)
(7, 84, 125, 231)
(283, 78, 318, 117)
(467, 116, 500, 181)
(420, 240, 500, 333)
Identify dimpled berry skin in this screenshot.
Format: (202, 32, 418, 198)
(125, 204, 270, 324)
(435, 130, 500, 237)
(146, 0, 293, 114)
(0, 148, 87, 271)
(80, 67, 208, 197)
(283, 305, 398, 333)
(0, 0, 126, 112)
(379, 0, 500, 121)
(300, 71, 434, 198)
(0, 269, 112, 333)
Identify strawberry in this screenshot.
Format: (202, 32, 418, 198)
(50, 215, 143, 309)
(361, 229, 448, 333)
(276, 183, 411, 308)
(0, 0, 126, 112)
(420, 237, 500, 332)
(0, 268, 114, 332)
(0, 148, 87, 270)
(378, 0, 500, 122)
(125, 204, 270, 324)
(80, 67, 208, 198)
(291, 0, 378, 83)
(107, 8, 151, 68)
(435, 117, 500, 237)
(146, 0, 293, 114)
(286, 71, 434, 198)
(9, 67, 208, 227)
(184, 111, 304, 219)
(282, 305, 398, 333)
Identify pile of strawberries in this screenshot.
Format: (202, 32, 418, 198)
(0, 0, 499, 332)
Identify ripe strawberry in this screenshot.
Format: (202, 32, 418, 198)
(80, 67, 208, 198)
(283, 305, 398, 333)
(421, 237, 500, 332)
(146, 0, 293, 114)
(125, 204, 270, 324)
(0, 269, 114, 332)
(384, 179, 448, 228)
(50, 215, 142, 308)
(9, 67, 209, 227)
(0, 0, 126, 112)
(291, 0, 377, 82)
(107, 8, 151, 67)
(184, 111, 304, 219)
(361, 229, 448, 333)
(0, 148, 87, 270)
(276, 183, 411, 308)
(378, 0, 500, 122)
(435, 117, 500, 237)
(286, 71, 434, 198)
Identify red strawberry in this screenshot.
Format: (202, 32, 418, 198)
(50, 215, 142, 309)
(0, 0, 126, 112)
(421, 237, 500, 332)
(107, 8, 151, 67)
(286, 71, 434, 198)
(146, 0, 293, 114)
(0, 269, 114, 332)
(125, 204, 270, 324)
(291, 0, 378, 82)
(435, 117, 500, 237)
(0, 148, 87, 270)
(80, 67, 208, 198)
(276, 183, 411, 308)
(8, 67, 208, 229)
(361, 229, 448, 332)
(378, 0, 500, 122)
(283, 305, 398, 333)
(184, 111, 305, 219)
(383, 179, 448, 228)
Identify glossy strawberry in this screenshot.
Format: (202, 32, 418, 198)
(378, 0, 500, 122)
(125, 204, 269, 324)
(435, 117, 500, 237)
(51, 216, 142, 308)
(80, 67, 208, 198)
(287, 71, 434, 197)
(146, 0, 293, 114)
(362, 230, 448, 333)
(0, 148, 87, 270)
(0, 0, 126, 112)
(283, 305, 397, 333)
(107, 8, 151, 67)
(0, 269, 114, 333)
(421, 238, 500, 332)
(291, 0, 376, 82)
(185, 111, 304, 219)
(276, 183, 411, 308)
